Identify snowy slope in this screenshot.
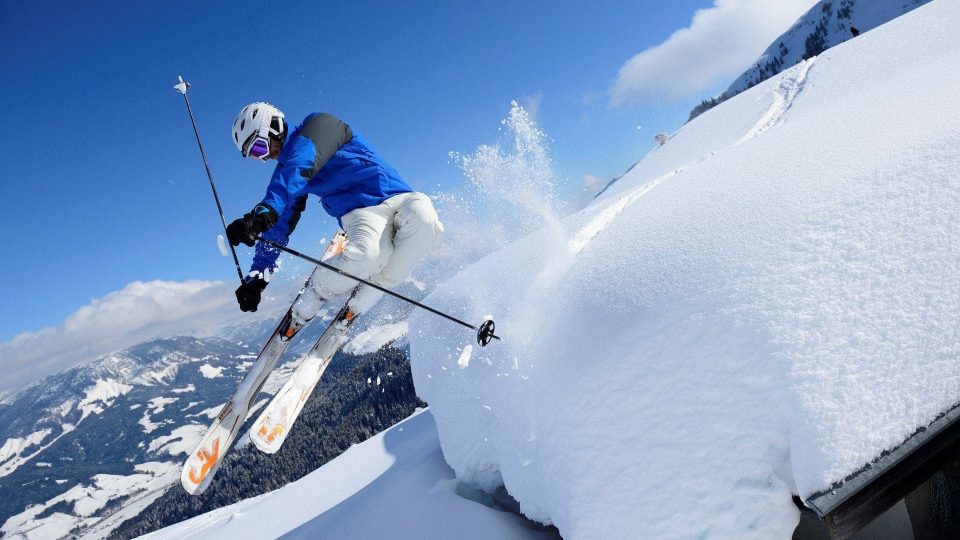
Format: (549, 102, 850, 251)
(688, 0, 931, 122)
(141, 409, 558, 540)
(410, 1, 960, 538)
(725, 0, 930, 96)
(727, 0, 931, 95)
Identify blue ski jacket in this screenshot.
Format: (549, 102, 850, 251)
(251, 113, 412, 275)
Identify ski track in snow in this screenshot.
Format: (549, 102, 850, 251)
(568, 58, 819, 258)
(569, 171, 675, 255)
(736, 58, 816, 146)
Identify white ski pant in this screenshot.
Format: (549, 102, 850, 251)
(293, 192, 442, 323)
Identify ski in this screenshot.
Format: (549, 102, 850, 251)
(250, 285, 383, 454)
(181, 231, 348, 495)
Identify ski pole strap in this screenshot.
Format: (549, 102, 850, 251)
(256, 236, 501, 346)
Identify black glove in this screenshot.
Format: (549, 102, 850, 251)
(236, 276, 268, 312)
(226, 204, 279, 247)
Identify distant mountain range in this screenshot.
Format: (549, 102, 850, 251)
(0, 295, 418, 539)
(688, 0, 932, 121)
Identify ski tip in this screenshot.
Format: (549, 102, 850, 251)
(181, 467, 208, 495)
(250, 419, 285, 454)
(251, 436, 282, 455)
(180, 437, 222, 495)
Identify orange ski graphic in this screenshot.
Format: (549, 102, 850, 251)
(258, 424, 286, 444)
(188, 438, 220, 486)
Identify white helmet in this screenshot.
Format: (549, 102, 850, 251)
(231, 102, 286, 159)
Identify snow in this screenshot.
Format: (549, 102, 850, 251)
(217, 234, 229, 257)
(198, 363, 224, 379)
(408, 2, 960, 538)
(457, 345, 473, 369)
(726, 0, 931, 97)
(171, 383, 196, 394)
(134, 363, 180, 386)
(54, 399, 74, 417)
(144, 410, 557, 540)
(138, 411, 160, 434)
(77, 378, 133, 421)
(342, 321, 408, 355)
(187, 404, 222, 419)
(147, 396, 178, 414)
(0, 427, 69, 478)
(138, 397, 179, 433)
(1, 461, 178, 540)
(0, 429, 51, 465)
(78, 463, 183, 540)
(148, 424, 207, 457)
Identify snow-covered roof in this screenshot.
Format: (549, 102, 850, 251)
(410, 1, 960, 537)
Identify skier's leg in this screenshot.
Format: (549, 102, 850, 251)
(291, 285, 325, 325)
(311, 203, 395, 301)
(367, 192, 442, 288)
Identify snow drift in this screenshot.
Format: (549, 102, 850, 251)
(410, 1, 960, 538)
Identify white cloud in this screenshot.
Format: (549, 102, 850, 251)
(576, 174, 610, 208)
(582, 174, 607, 192)
(609, 0, 818, 105)
(0, 280, 256, 399)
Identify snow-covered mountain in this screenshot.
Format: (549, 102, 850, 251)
(0, 336, 256, 539)
(0, 301, 414, 539)
(689, 0, 931, 121)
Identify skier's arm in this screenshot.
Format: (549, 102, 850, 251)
(250, 196, 308, 276)
(235, 196, 307, 313)
(260, 113, 353, 218)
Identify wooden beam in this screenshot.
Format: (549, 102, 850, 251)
(804, 401, 960, 539)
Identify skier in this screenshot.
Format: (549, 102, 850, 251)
(225, 103, 443, 328)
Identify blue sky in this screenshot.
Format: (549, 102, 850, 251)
(0, 0, 816, 352)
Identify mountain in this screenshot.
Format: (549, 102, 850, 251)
(0, 297, 417, 539)
(688, 0, 932, 121)
(0, 336, 257, 539)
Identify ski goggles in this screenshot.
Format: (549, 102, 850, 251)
(242, 133, 271, 161)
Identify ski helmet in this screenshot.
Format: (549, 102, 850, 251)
(231, 102, 286, 159)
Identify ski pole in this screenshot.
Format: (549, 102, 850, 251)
(173, 76, 245, 283)
(257, 236, 501, 346)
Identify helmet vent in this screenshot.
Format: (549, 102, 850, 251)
(252, 108, 259, 119)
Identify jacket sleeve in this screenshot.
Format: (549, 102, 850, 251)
(250, 196, 308, 276)
(259, 113, 353, 218)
